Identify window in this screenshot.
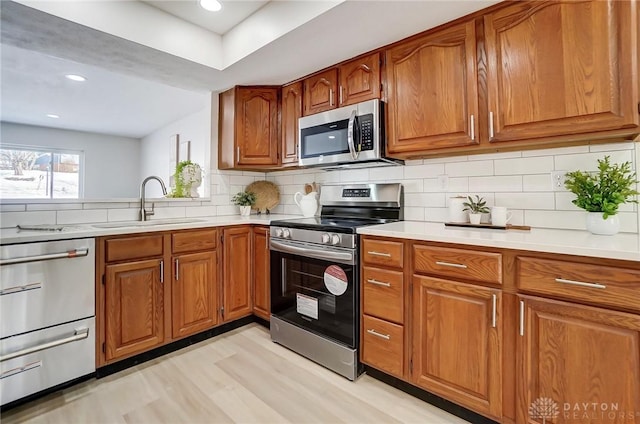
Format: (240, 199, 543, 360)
(0, 146, 83, 199)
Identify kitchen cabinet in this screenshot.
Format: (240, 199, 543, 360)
(484, 0, 639, 143)
(386, 20, 480, 155)
(218, 86, 280, 170)
(252, 226, 270, 320)
(281, 82, 302, 166)
(222, 226, 253, 321)
(303, 69, 338, 116)
(517, 295, 640, 424)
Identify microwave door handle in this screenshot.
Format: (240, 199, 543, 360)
(347, 109, 359, 160)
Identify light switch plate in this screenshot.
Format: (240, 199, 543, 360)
(551, 171, 568, 191)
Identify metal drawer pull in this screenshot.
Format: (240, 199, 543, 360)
(519, 300, 525, 336)
(555, 278, 606, 289)
(367, 251, 391, 257)
(470, 114, 475, 141)
(0, 328, 89, 363)
(0, 361, 42, 379)
(488, 111, 495, 139)
(435, 261, 467, 269)
(491, 294, 497, 328)
(0, 248, 89, 266)
(0, 282, 42, 296)
(366, 279, 391, 287)
(175, 259, 179, 281)
(160, 260, 164, 284)
(367, 329, 390, 340)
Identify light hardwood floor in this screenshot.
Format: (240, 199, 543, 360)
(2, 324, 468, 424)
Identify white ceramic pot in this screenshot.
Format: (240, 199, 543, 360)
(294, 191, 318, 217)
(586, 212, 620, 235)
(469, 213, 482, 225)
(239, 205, 251, 217)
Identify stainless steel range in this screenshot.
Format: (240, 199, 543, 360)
(269, 183, 403, 380)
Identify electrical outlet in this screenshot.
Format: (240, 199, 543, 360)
(437, 175, 449, 190)
(551, 171, 568, 191)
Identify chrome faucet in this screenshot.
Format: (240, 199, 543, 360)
(140, 176, 168, 221)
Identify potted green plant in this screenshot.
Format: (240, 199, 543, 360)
(565, 155, 638, 235)
(168, 160, 202, 198)
(462, 195, 490, 225)
(232, 191, 257, 216)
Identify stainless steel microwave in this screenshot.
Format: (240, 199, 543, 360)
(298, 99, 402, 169)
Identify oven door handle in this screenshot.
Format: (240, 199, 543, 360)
(347, 109, 360, 160)
(270, 240, 355, 265)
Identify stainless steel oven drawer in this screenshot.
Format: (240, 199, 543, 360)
(0, 317, 95, 406)
(0, 239, 95, 338)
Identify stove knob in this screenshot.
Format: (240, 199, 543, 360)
(331, 234, 341, 245)
(283, 229, 291, 239)
(275, 228, 283, 238)
(321, 233, 331, 244)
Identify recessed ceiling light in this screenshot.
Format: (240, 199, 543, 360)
(199, 0, 222, 12)
(65, 74, 87, 82)
(46, 114, 60, 119)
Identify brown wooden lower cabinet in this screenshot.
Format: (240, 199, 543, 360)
(222, 226, 253, 322)
(252, 226, 270, 320)
(104, 259, 165, 361)
(362, 314, 404, 378)
(412, 275, 503, 420)
(517, 295, 640, 424)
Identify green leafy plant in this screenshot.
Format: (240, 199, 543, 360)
(231, 191, 256, 206)
(564, 156, 639, 219)
(462, 195, 490, 214)
(168, 160, 201, 198)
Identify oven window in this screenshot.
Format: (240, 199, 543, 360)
(271, 251, 356, 348)
(300, 119, 349, 158)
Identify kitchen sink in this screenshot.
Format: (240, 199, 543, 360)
(92, 218, 206, 229)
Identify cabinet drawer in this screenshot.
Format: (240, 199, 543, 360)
(518, 257, 640, 312)
(105, 235, 164, 262)
(362, 315, 403, 378)
(362, 238, 403, 268)
(362, 266, 404, 324)
(413, 245, 502, 285)
(172, 229, 217, 253)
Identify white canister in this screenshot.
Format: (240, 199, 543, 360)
(448, 196, 468, 223)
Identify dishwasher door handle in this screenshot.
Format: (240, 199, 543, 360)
(0, 328, 90, 363)
(0, 248, 89, 266)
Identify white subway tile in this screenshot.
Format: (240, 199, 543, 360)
(469, 176, 522, 192)
(507, 209, 525, 226)
(424, 155, 468, 164)
(369, 166, 404, 181)
(82, 202, 128, 210)
(424, 207, 447, 222)
(523, 145, 589, 157)
(555, 150, 634, 172)
(150, 207, 186, 220)
(271, 175, 295, 186)
(26, 203, 83, 211)
(217, 205, 238, 216)
(445, 160, 493, 177)
(468, 151, 522, 161)
(229, 175, 257, 185)
(403, 159, 424, 166)
(107, 208, 139, 222)
(340, 169, 369, 183)
(185, 206, 217, 217)
(316, 171, 340, 183)
(210, 194, 231, 206)
(494, 192, 555, 210)
(524, 210, 587, 230)
(405, 193, 446, 208)
(589, 142, 635, 152)
(404, 163, 445, 179)
(0, 204, 26, 212)
(422, 179, 441, 193)
(523, 175, 553, 192)
(1, 211, 56, 228)
(619, 212, 638, 233)
(494, 157, 553, 175)
(447, 177, 469, 193)
(556, 192, 635, 213)
(400, 179, 424, 193)
(284, 204, 303, 215)
(57, 209, 108, 224)
(404, 207, 425, 221)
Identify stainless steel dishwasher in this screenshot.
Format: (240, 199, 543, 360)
(0, 238, 95, 406)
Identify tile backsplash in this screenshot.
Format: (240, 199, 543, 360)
(1, 142, 638, 234)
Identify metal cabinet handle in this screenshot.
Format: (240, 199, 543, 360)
(555, 278, 605, 289)
(0, 248, 89, 266)
(435, 261, 467, 269)
(367, 329, 390, 340)
(160, 260, 164, 284)
(339, 86, 344, 105)
(367, 251, 391, 257)
(366, 279, 391, 287)
(519, 300, 525, 336)
(488, 111, 494, 139)
(175, 259, 179, 281)
(491, 294, 497, 328)
(236, 146, 240, 161)
(470, 114, 475, 141)
(329, 89, 334, 106)
(1, 361, 42, 379)
(0, 328, 89, 363)
(0, 282, 42, 296)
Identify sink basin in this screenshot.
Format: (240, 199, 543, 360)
(92, 218, 206, 229)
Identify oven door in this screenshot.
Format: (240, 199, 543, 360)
(270, 238, 358, 348)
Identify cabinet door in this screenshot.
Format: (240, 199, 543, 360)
(105, 259, 164, 361)
(303, 69, 338, 116)
(338, 52, 381, 107)
(386, 20, 479, 154)
(172, 251, 217, 339)
(236, 87, 279, 166)
(281, 82, 302, 166)
(223, 227, 252, 321)
(412, 275, 502, 419)
(485, 0, 638, 143)
(252, 227, 270, 320)
(517, 295, 640, 424)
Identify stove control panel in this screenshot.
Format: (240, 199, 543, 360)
(270, 227, 355, 249)
(321, 233, 341, 245)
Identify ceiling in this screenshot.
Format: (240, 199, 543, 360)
(0, 0, 501, 139)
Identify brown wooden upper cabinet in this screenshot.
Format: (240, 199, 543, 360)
(281, 82, 302, 166)
(218, 86, 280, 170)
(303, 52, 382, 116)
(484, 0, 639, 143)
(386, 20, 480, 155)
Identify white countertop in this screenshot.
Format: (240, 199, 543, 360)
(0, 214, 300, 245)
(357, 221, 640, 262)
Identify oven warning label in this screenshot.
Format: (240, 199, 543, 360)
(296, 293, 319, 320)
(324, 265, 348, 296)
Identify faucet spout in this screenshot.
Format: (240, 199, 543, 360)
(140, 176, 168, 221)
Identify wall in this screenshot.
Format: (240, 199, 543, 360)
(0, 122, 140, 198)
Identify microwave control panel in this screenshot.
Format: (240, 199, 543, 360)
(359, 114, 374, 151)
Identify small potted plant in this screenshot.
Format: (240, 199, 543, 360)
(565, 155, 638, 235)
(462, 195, 490, 225)
(232, 191, 256, 217)
(168, 160, 202, 198)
